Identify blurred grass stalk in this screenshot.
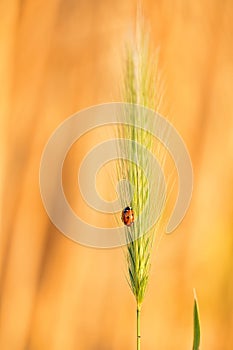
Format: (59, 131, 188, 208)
(116, 11, 168, 350)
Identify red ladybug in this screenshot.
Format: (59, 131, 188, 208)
(121, 206, 134, 226)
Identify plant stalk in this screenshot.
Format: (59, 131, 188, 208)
(137, 306, 141, 350)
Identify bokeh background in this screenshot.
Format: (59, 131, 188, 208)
(1, 0, 233, 349)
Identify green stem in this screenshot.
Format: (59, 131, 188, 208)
(137, 306, 141, 350)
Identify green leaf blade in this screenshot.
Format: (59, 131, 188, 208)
(193, 290, 201, 350)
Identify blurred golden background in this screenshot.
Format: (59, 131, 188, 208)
(1, 0, 233, 349)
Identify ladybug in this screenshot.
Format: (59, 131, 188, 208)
(121, 206, 134, 226)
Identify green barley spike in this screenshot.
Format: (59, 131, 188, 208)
(116, 8, 169, 350)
